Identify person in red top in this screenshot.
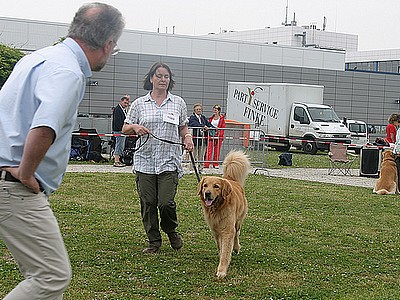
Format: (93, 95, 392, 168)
(204, 104, 226, 168)
(385, 113, 398, 144)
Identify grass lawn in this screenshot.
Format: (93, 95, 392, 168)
(1, 170, 399, 299)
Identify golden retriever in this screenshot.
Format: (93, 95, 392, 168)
(198, 150, 250, 278)
(373, 150, 398, 194)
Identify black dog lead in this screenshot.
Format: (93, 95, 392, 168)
(149, 132, 201, 182)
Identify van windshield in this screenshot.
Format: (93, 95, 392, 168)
(307, 107, 341, 122)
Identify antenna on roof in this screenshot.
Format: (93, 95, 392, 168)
(291, 12, 297, 26)
(282, 0, 289, 26)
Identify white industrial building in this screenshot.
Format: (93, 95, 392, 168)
(0, 16, 399, 136)
(206, 22, 358, 52)
(0, 16, 345, 71)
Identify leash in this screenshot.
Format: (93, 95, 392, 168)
(148, 133, 201, 182)
(188, 150, 201, 183)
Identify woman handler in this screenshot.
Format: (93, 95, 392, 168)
(122, 62, 193, 253)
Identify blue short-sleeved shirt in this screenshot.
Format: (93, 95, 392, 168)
(125, 92, 188, 177)
(0, 38, 91, 194)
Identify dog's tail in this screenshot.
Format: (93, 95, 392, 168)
(222, 150, 250, 187)
(373, 188, 395, 195)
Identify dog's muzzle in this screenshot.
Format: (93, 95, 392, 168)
(204, 191, 218, 207)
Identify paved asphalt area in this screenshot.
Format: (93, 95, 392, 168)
(67, 165, 377, 189)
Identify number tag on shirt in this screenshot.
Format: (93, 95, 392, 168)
(163, 111, 179, 125)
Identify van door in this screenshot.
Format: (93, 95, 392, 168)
(289, 105, 312, 147)
(290, 106, 310, 135)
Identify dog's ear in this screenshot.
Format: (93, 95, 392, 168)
(198, 178, 205, 196)
(384, 150, 395, 159)
(221, 179, 232, 199)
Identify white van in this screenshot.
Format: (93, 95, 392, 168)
(345, 119, 369, 153)
(226, 82, 351, 154)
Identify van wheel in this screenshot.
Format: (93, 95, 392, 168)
(303, 140, 318, 154)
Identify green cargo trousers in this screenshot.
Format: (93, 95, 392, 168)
(135, 171, 179, 248)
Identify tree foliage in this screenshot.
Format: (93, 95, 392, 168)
(0, 44, 25, 88)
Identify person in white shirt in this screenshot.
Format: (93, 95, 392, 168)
(0, 3, 125, 299)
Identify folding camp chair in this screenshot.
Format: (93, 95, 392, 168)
(328, 143, 356, 176)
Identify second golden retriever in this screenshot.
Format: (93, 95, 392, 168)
(198, 150, 250, 278)
(373, 150, 398, 194)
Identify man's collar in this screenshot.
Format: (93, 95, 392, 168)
(62, 38, 92, 78)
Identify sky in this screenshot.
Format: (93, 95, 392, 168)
(0, 0, 399, 51)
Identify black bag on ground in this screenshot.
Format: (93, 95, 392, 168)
(88, 151, 104, 163)
(278, 153, 292, 166)
(120, 137, 138, 166)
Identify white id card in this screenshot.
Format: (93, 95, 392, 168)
(163, 111, 179, 125)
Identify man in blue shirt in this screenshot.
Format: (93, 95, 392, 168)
(0, 3, 125, 299)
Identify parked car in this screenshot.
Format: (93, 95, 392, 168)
(344, 119, 369, 154)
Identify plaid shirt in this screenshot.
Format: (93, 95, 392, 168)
(125, 92, 188, 177)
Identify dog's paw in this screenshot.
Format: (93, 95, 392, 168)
(216, 271, 227, 278)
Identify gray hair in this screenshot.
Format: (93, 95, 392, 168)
(68, 2, 125, 50)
